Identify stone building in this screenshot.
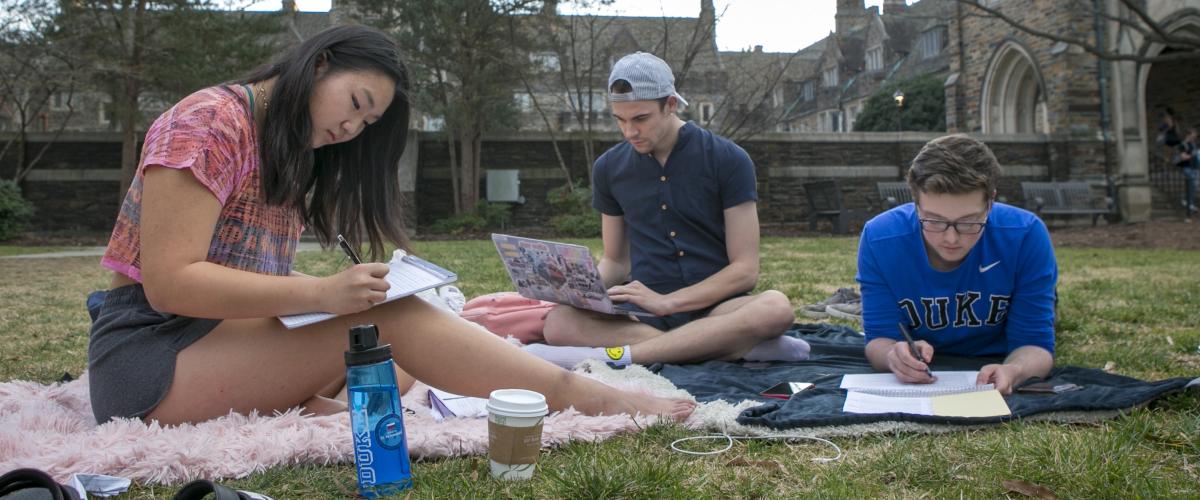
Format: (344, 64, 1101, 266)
(786, 0, 953, 133)
(944, 0, 1200, 221)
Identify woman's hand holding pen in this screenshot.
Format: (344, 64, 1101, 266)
(321, 263, 391, 315)
(886, 340, 937, 384)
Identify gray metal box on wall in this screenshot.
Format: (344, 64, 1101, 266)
(487, 169, 525, 203)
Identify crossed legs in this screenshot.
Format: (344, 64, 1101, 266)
(541, 290, 796, 365)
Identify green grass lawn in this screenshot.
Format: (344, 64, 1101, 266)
(0, 246, 72, 257)
(1, 237, 1198, 499)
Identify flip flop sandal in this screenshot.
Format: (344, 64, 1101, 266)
(0, 468, 81, 500)
(172, 479, 272, 500)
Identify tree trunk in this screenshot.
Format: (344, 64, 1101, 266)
(118, 78, 139, 199)
(117, 0, 143, 200)
(456, 126, 482, 213)
(446, 130, 461, 214)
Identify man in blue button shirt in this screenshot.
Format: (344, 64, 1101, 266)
(858, 134, 1057, 394)
(524, 52, 808, 369)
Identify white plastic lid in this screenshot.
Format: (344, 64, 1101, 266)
(487, 389, 549, 417)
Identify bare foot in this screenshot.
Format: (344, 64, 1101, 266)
(591, 389, 695, 421)
(299, 394, 348, 416)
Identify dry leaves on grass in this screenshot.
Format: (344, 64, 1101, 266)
(1002, 479, 1058, 499)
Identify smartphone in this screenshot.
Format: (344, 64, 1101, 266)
(760, 381, 814, 399)
(1015, 382, 1081, 394)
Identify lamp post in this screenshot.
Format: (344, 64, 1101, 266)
(893, 89, 905, 173)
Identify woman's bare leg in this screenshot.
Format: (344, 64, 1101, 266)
(147, 296, 692, 425)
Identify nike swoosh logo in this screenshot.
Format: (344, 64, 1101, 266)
(979, 261, 1001, 273)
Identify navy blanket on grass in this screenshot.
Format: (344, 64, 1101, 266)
(651, 324, 1199, 429)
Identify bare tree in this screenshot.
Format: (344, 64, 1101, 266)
(710, 49, 808, 142)
(954, 0, 1200, 63)
(0, 0, 83, 183)
(55, 0, 281, 198)
(351, 0, 541, 214)
(520, 0, 724, 183)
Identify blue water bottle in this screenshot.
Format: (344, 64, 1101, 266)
(346, 324, 413, 497)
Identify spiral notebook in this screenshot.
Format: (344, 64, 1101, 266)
(278, 251, 457, 329)
(840, 371, 1010, 417)
(839, 371, 994, 397)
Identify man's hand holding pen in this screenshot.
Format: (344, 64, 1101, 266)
(889, 323, 937, 384)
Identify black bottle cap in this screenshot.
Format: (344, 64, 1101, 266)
(345, 324, 392, 366)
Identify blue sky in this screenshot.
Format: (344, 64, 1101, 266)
(245, 0, 913, 53)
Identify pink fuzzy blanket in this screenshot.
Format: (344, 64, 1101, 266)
(0, 371, 684, 485)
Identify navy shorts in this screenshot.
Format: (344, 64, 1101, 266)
(633, 293, 749, 331)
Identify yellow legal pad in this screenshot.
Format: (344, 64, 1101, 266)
(930, 389, 1011, 417)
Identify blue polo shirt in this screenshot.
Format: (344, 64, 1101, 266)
(592, 121, 758, 297)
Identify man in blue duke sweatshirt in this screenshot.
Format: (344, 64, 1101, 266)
(858, 134, 1057, 394)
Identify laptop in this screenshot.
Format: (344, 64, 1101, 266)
(491, 233, 654, 317)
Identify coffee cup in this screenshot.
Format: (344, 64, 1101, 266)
(486, 389, 549, 480)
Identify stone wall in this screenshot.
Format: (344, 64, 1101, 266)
(416, 131, 1067, 230)
(5, 131, 1089, 233)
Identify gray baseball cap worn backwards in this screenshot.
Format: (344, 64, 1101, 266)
(608, 52, 689, 107)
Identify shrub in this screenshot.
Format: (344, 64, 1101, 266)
(427, 201, 511, 234)
(853, 73, 946, 132)
(552, 213, 601, 237)
(546, 181, 600, 237)
(0, 180, 34, 241)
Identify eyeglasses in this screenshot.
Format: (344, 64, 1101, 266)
(918, 218, 987, 234)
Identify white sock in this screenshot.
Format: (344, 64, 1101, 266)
(521, 343, 633, 369)
(742, 336, 811, 362)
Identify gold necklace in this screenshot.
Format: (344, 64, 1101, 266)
(256, 83, 270, 111)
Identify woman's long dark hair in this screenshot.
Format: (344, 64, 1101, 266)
(236, 25, 410, 260)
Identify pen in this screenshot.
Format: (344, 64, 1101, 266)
(898, 322, 933, 378)
(337, 234, 362, 265)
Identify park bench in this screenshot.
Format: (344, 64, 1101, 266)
(1021, 181, 1114, 226)
(803, 180, 850, 234)
(877, 181, 912, 210)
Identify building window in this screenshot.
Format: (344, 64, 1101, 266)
(514, 92, 533, 112)
(422, 116, 445, 131)
(823, 67, 839, 88)
(802, 81, 814, 101)
(567, 91, 606, 113)
(699, 102, 714, 124)
(98, 100, 113, 126)
(530, 52, 560, 72)
(866, 46, 883, 72)
(820, 110, 842, 132)
(137, 94, 169, 114)
(49, 92, 70, 111)
(919, 27, 946, 59)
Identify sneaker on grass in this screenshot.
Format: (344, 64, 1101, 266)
(825, 299, 863, 322)
(800, 287, 860, 319)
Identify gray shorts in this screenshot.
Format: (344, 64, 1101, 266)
(87, 284, 221, 423)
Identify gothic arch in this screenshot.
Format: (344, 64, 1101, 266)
(1134, 9, 1200, 210)
(981, 41, 1048, 134)
(1135, 10, 1200, 137)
